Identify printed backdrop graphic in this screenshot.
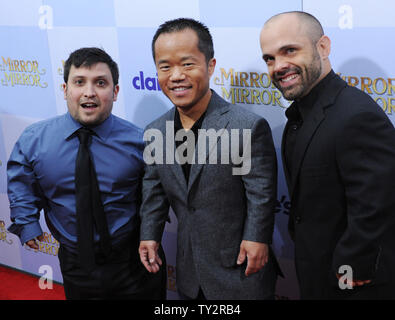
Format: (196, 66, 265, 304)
(0, 0, 393, 300)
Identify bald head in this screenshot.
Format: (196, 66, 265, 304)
(265, 11, 324, 45)
(259, 11, 331, 100)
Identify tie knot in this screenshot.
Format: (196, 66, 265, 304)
(76, 127, 93, 145)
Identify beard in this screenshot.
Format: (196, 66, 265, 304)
(272, 50, 322, 101)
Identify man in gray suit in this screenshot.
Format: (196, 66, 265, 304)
(139, 18, 281, 300)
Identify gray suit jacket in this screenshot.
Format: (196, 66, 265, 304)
(140, 91, 279, 299)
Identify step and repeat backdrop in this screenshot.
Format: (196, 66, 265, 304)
(0, 0, 393, 300)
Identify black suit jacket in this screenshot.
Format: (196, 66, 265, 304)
(282, 71, 395, 299)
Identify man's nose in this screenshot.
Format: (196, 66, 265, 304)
(273, 57, 289, 75)
(169, 66, 186, 82)
(83, 83, 96, 97)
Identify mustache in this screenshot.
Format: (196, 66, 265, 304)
(273, 67, 301, 81)
(79, 100, 99, 104)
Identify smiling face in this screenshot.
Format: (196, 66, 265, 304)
(63, 62, 119, 127)
(154, 28, 216, 113)
(260, 13, 330, 101)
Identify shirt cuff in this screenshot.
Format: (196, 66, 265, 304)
(8, 221, 43, 245)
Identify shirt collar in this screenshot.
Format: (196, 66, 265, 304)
(174, 107, 207, 132)
(285, 102, 302, 122)
(285, 69, 335, 122)
(296, 70, 335, 120)
(174, 108, 182, 132)
(63, 112, 114, 141)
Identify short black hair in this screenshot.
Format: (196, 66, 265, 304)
(152, 18, 214, 64)
(63, 47, 119, 85)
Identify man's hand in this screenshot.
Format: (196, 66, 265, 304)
(237, 240, 269, 276)
(139, 240, 162, 273)
(336, 273, 372, 287)
(25, 234, 44, 250)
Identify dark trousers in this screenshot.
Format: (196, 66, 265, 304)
(58, 240, 167, 300)
(178, 287, 207, 300)
(330, 283, 395, 300)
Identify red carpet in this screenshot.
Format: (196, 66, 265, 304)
(0, 265, 65, 300)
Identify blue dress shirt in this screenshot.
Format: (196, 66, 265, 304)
(7, 112, 145, 252)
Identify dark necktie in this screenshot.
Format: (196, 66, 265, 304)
(75, 127, 112, 271)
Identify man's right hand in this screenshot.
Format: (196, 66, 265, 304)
(25, 234, 44, 249)
(139, 240, 162, 273)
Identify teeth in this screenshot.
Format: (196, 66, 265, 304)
(281, 74, 298, 82)
(81, 103, 97, 107)
(173, 87, 187, 91)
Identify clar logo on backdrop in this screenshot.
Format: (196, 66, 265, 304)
(132, 71, 161, 91)
(24, 232, 60, 256)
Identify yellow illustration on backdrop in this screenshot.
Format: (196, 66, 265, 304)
(0, 56, 48, 88)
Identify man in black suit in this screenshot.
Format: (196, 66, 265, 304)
(260, 11, 395, 299)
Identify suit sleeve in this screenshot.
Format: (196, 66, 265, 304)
(7, 132, 44, 245)
(241, 117, 277, 244)
(333, 110, 395, 280)
(139, 135, 170, 243)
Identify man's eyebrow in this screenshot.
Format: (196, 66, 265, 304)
(70, 74, 110, 80)
(157, 56, 197, 64)
(279, 44, 300, 51)
(180, 55, 197, 62)
(157, 59, 169, 65)
(262, 53, 273, 61)
(94, 75, 110, 79)
(262, 44, 301, 60)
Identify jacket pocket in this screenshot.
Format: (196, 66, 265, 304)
(220, 246, 240, 268)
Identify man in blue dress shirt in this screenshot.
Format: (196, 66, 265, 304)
(7, 47, 166, 299)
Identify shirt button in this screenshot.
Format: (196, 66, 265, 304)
(292, 124, 298, 130)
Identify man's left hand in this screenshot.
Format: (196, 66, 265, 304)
(237, 240, 269, 276)
(336, 273, 372, 287)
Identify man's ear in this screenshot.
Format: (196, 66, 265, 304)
(208, 58, 216, 78)
(113, 84, 120, 101)
(317, 35, 331, 60)
(62, 83, 67, 99)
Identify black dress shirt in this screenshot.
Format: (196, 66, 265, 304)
(284, 70, 336, 180)
(174, 108, 207, 183)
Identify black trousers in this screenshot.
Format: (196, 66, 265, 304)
(58, 239, 167, 300)
(330, 283, 395, 300)
(178, 287, 207, 300)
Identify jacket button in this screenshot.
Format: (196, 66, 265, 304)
(295, 216, 301, 223)
(189, 206, 196, 212)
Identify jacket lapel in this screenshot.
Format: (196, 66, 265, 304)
(160, 108, 188, 190)
(289, 104, 325, 196)
(187, 91, 230, 192)
(288, 73, 347, 197)
(281, 111, 293, 192)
